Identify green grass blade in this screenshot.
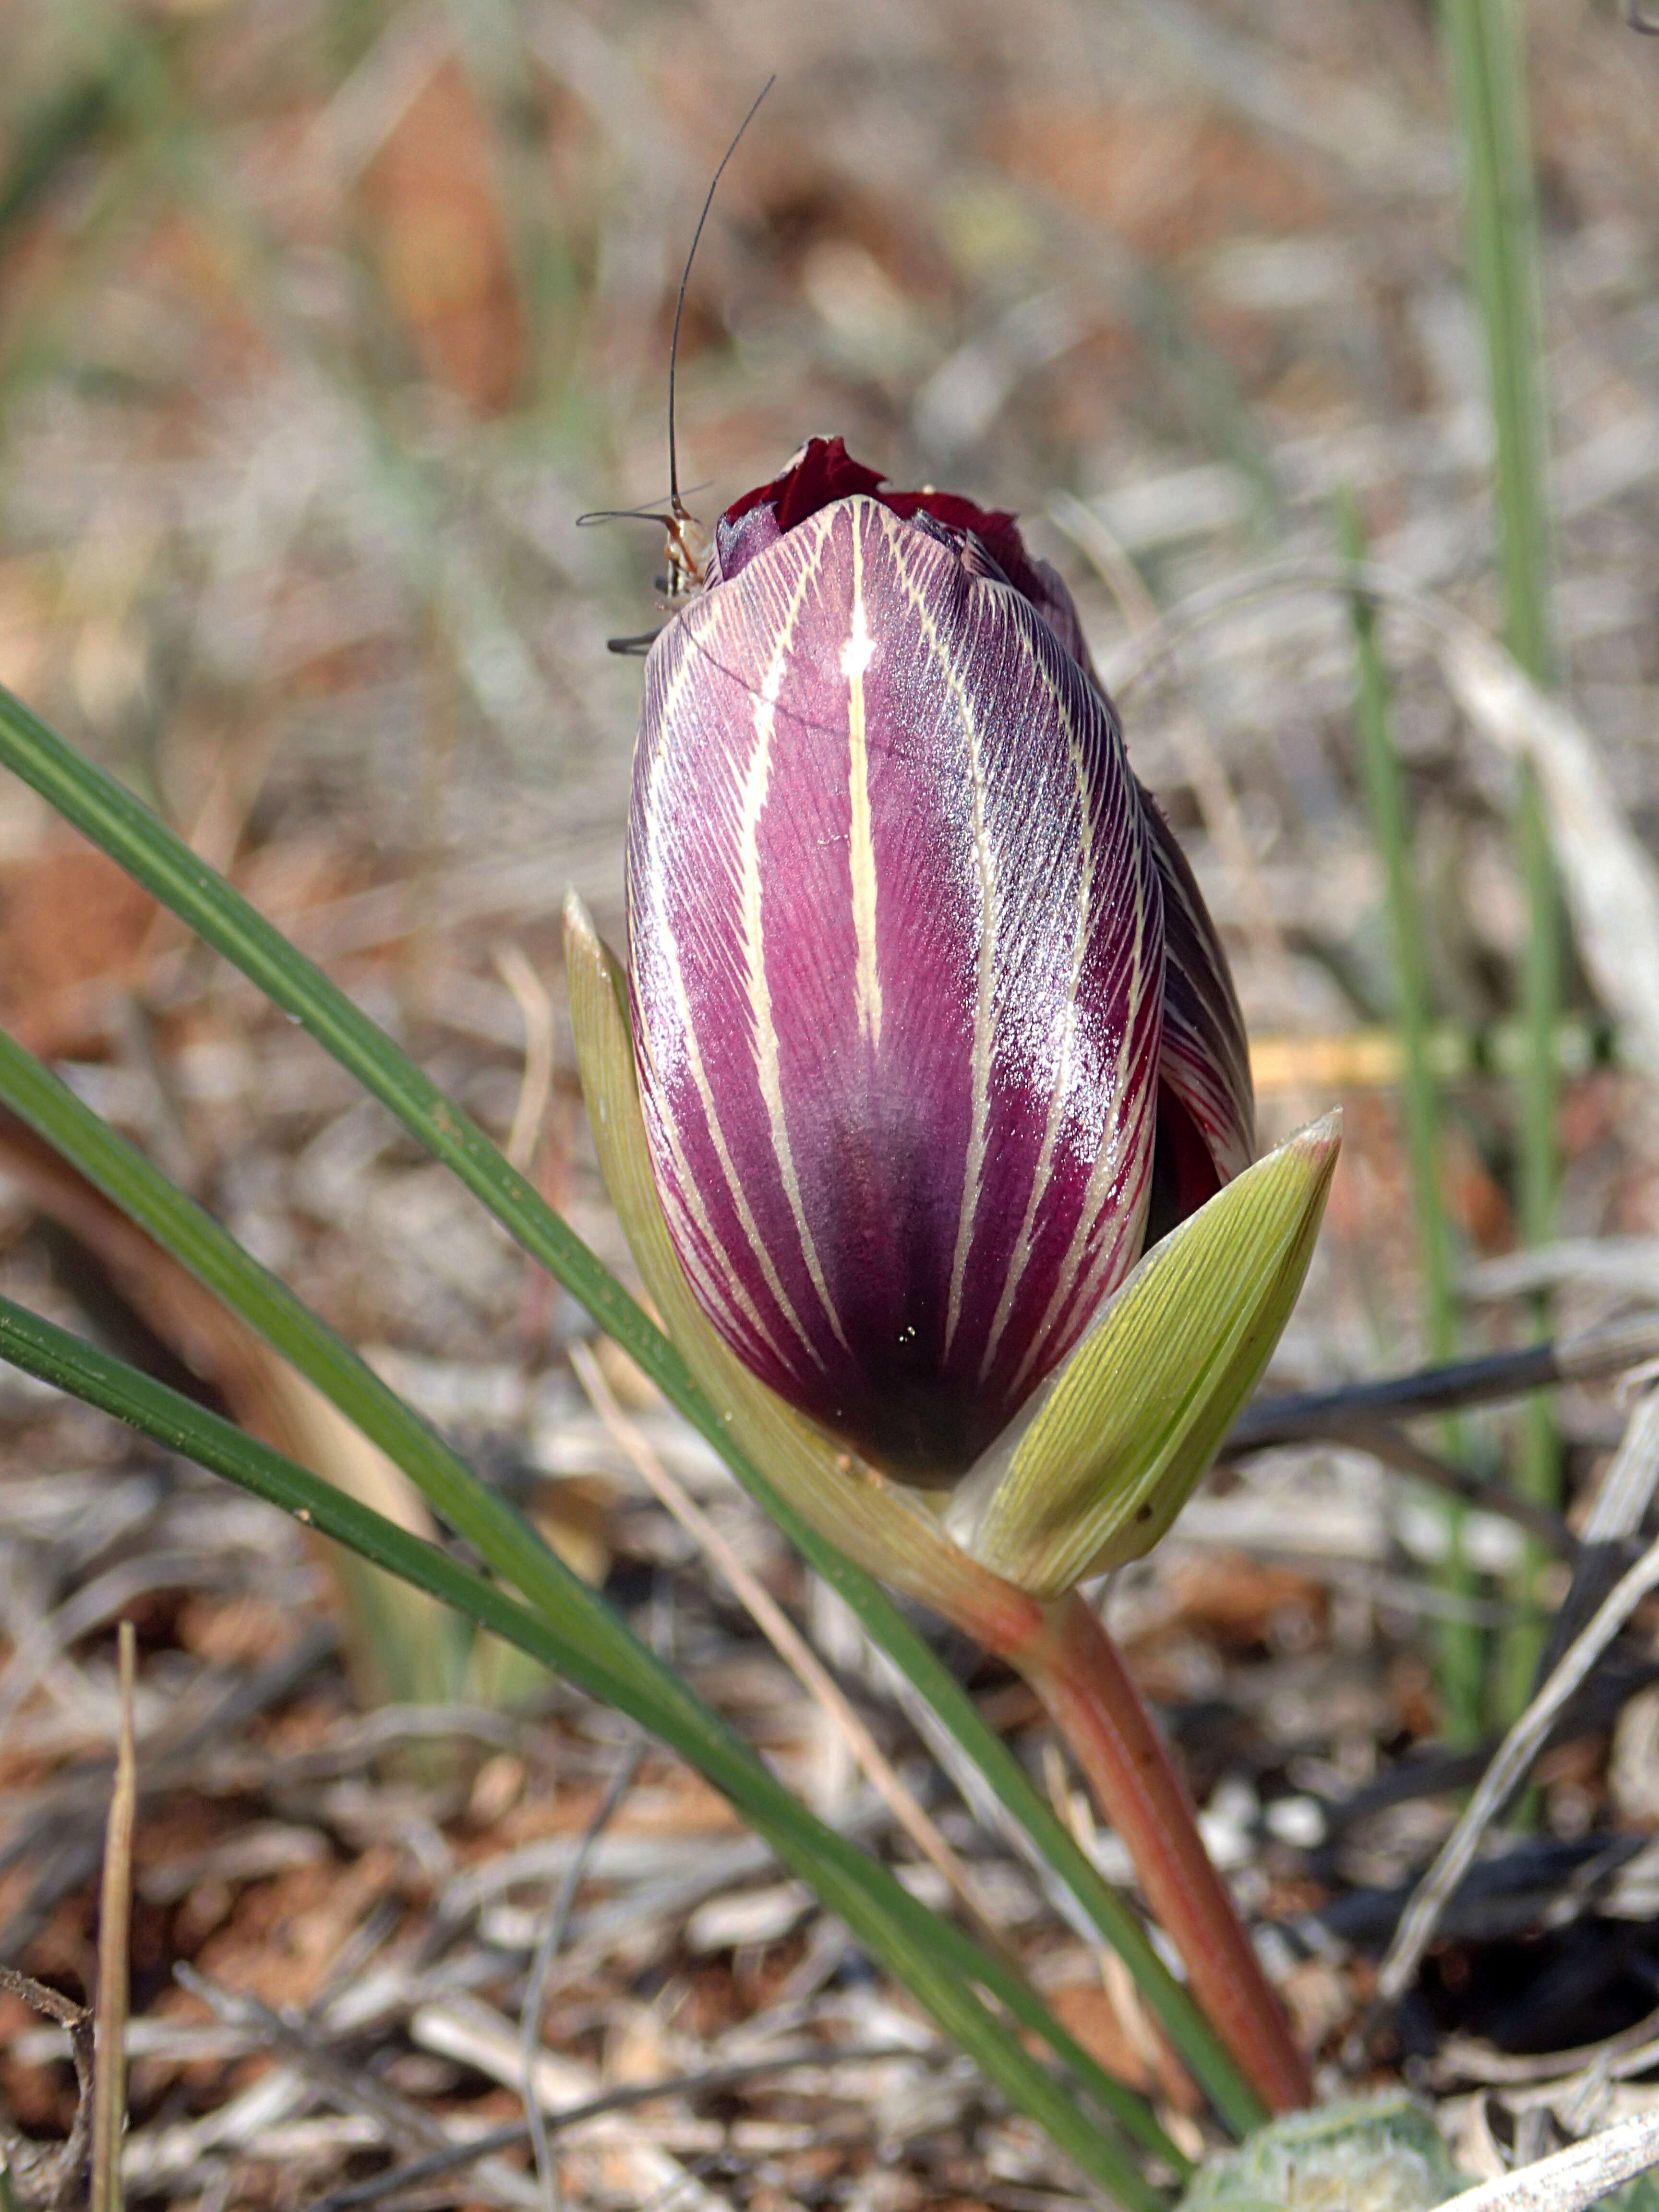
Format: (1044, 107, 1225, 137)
(1341, 493, 1482, 1749)
(0, 28, 148, 243)
(1340, 501, 1457, 1360)
(1441, 0, 1551, 683)
(0, 1027, 1183, 2177)
(0, 1289, 1171, 2207)
(1439, 0, 1561, 1720)
(0, 680, 1258, 2131)
(0, 1020, 661, 1699)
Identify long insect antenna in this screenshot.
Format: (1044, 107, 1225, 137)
(667, 74, 775, 527)
(591, 79, 773, 620)
(576, 501, 673, 529)
(575, 482, 712, 531)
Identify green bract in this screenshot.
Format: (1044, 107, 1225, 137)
(946, 1114, 1341, 1597)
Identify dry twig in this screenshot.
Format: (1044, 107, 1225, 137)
(89, 1621, 135, 2212)
(1230, 1314, 1659, 1450)
(313, 2041, 941, 2212)
(1533, 1386, 1659, 1679)
(0, 1967, 94, 2211)
(492, 938, 557, 1175)
(1429, 2106, 1659, 2211)
(520, 1735, 645, 2212)
(1378, 1387, 1659, 2004)
(173, 1967, 537, 2211)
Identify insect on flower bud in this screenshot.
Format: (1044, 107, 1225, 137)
(625, 436, 1259, 1487)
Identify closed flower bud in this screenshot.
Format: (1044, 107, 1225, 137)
(627, 436, 1256, 1486)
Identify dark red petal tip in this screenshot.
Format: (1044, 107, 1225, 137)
(720, 434, 890, 537)
(711, 436, 1103, 687)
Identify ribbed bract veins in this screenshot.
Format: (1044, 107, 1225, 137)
(627, 494, 1164, 1480)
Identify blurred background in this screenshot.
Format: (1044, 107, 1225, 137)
(4, 2, 1659, 2196)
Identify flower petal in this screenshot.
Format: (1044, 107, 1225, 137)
(1138, 781, 1255, 1219)
(628, 493, 1165, 1481)
(564, 890, 1044, 1643)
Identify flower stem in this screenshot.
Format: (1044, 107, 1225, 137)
(1007, 1587, 1312, 2116)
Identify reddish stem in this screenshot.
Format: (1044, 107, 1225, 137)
(1006, 1587, 1312, 2116)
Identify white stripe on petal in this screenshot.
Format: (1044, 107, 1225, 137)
(632, 597, 830, 1377)
(1006, 946, 1159, 1399)
(741, 536, 853, 1355)
(878, 515, 1002, 1359)
(633, 958, 799, 1373)
(943, 671, 997, 1358)
(842, 520, 885, 1052)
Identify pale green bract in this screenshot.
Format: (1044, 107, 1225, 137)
(946, 1114, 1340, 1597)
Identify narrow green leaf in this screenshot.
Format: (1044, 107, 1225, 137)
(1340, 496, 1456, 1363)
(1340, 490, 1482, 1750)
(0, 680, 1259, 2135)
(0, 1290, 1171, 2209)
(1441, 0, 1551, 688)
(1440, 0, 1562, 1729)
(0, 683, 682, 1411)
(951, 1118, 1340, 1598)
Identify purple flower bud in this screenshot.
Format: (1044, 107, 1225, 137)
(626, 437, 1252, 1484)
